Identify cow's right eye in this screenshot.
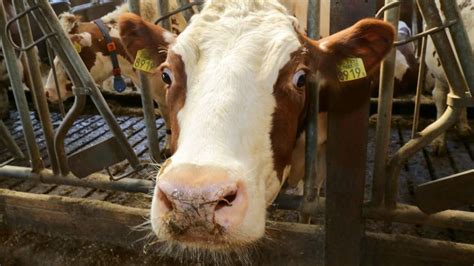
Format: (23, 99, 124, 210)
(162, 68, 173, 85)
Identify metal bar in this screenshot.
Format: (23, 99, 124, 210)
(415, 169, 474, 214)
(154, 1, 202, 25)
(130, 0, 161, 162)
(34, 0, 141, 170)
(0, 165, 151, 194)
(303, 0, 320, 203)
(393, 20, 456, 46)
(0, 120, 24, 159)
(158, 0, 170, 30)
(364, 203, 474, 233)
(325, 1, 376, 265)
(177, 0, 194, 21)
(0, 1, 43, 172)
(440, 0, 474, 94)
(385, 0, 472, 208)
(417, 0, 470, 98)
(364, 232, 474, 264)
(411, 35, 427, 138)
(46, 42, 66, 118)
(385, 107, 461, 208)
(371, 0, 399, 207)
(13, 0, 59, 174)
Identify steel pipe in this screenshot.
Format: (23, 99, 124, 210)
(129, 0, 162, 162)
(158, 0, 170, 30)
(177, 0, 194, 22)
(13, 0, 59, 174)
(385, 106, 462, 207)
(0, 165, 152, 193)
(0, 120, 24, 159)
(0, 1, 43, 172)
(440, 0, 474, 94)
(371, 0, 399, 206)
(303, 0, 320, 203)
(411, 35, 427, 138)
(364, 232, 474, 264)
(385, 0, 471, 208)
(364, 203, 474, 233)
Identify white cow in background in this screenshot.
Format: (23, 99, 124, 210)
(426, 0, 473, 155)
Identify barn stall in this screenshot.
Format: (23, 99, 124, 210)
(0, 0, 473, 265)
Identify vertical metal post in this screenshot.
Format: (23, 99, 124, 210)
(440, 1, 474, 94)
(303, 0, 320, 203)
(129, 0, 161, 162)
(412, 36, 427, 138)
(0, 1, 43, 172)
(158, 0, 170, 29)
(13, 0, 59, 174)
(177, 0, 194, 21)
(371, 0, 400, 206)
(325, 1, 376, 266)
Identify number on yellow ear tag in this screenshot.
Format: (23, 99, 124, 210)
(337, 57, 367, 82)
(73, 41, 82, 53)
(133, 49, 156, 73)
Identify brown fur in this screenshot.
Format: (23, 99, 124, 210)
(162, 52, 187, 153)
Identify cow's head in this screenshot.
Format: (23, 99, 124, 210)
(44, 13, 168, 103)
(120, 0, 394, 253)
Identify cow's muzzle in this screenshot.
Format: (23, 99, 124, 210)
(153, 164, 248, 240)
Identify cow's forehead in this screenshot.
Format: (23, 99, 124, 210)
(170, 0, 301, 79)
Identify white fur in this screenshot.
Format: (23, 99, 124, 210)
(394, 49, 409, 81)
(154, 0, 300, 243)
(76, 32, 93, 47)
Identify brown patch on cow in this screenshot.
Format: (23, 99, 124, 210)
(270, 48, 309, 181)
(162, 52, 187, 153)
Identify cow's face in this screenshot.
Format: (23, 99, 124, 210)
(120, 0, 393, 252)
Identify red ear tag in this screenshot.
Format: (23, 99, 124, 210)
(107, 42, 116, 52)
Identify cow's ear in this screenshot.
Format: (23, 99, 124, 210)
(305, 18, 395, 83)
(119, 13, 175, 70)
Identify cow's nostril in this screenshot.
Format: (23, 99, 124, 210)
(158, 188, 173, 212)
(45, 91, 49, 98)
(215, 191, 237, 211)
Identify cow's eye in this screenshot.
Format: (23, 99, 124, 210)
(292, 70, 306, 88)
(162, 68, 173, 85)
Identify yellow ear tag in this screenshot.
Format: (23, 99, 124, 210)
(73, 41, 82, 53)
(133, 49, 156, 73)
(337, 57, 367, 82)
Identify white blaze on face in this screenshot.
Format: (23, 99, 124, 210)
(158, 0, 300, 240)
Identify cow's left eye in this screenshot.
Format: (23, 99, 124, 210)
(292, 70, 306, 88)
(162, 68, 173, 85)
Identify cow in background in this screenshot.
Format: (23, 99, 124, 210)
(119, 0, 394, 255)
(44, 0, 188, 154)
(427, 0, 473, 155)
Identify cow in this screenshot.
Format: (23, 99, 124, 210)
(119, 0, 394, 256)
(427, 0, 473, 155)
(43, 0, 187, 153)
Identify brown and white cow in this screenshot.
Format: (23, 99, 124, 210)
(44, 0, 187, 152)
(120, 0, 394, 254)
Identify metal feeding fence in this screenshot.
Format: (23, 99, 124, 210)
(0, 0, 473, 265)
